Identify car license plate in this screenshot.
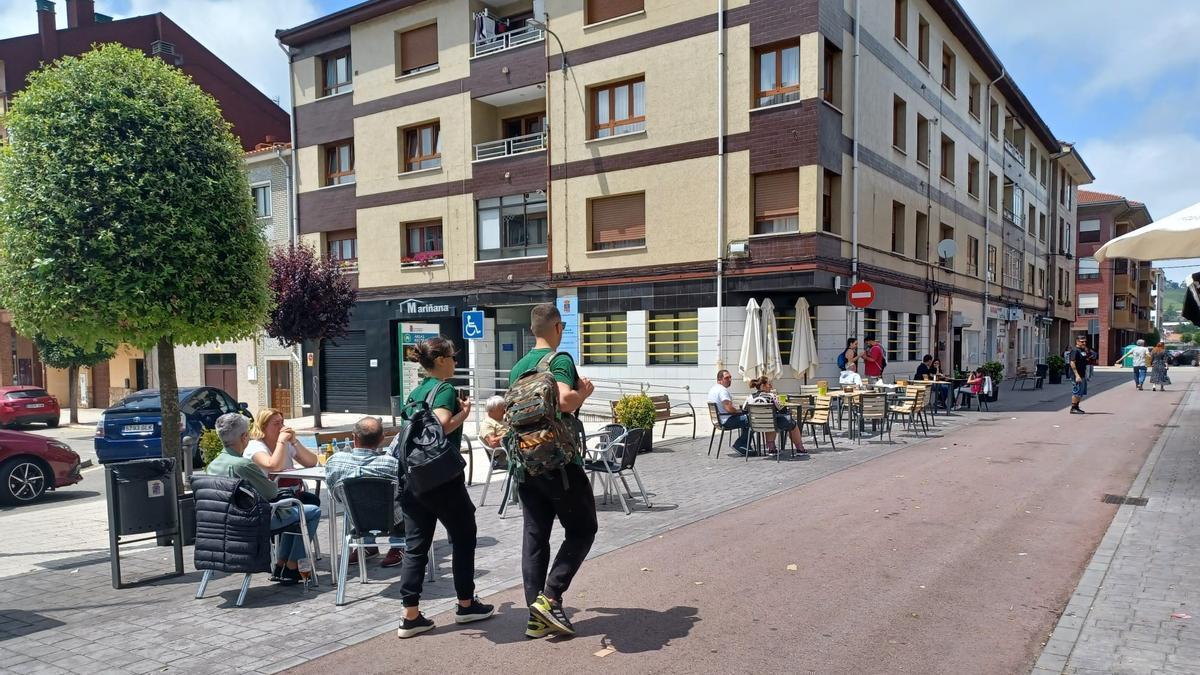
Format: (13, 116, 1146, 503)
(26, 403, 45, 408)
(122, 424, 154, 434)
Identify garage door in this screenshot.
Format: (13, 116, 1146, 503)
(321, 331, 367, 413)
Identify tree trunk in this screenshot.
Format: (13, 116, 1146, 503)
(68, 364, 79, 425)
(312, 338, 323, 429)
(157, 337, 184, 493)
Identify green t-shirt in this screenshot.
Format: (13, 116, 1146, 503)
(508, 348, 577, 388)
(406, 377, 462, 452)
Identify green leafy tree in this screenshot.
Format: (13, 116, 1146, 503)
(0, 45, 270, 488)
(32, 334, 115, 425)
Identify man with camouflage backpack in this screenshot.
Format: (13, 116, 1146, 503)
(505, 303, 598, 639)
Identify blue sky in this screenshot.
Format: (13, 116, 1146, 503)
(3, 1, 1198, 279)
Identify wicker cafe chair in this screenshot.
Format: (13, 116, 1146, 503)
(746, 403, 789, 461)
(855, 393, 891, 443)
(803, 395, 837, 449)
(889, 386, 929, 436)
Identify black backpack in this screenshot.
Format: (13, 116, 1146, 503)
(393, 382, 465, 495)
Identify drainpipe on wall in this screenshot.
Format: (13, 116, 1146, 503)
(714, 0, 726, 369)
(276, 41, 300, 247)
(982, 68, 1006, 361)
(850, 0, 861, 285)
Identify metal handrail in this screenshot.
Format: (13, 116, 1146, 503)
(472, 25, 544, 57)
(473, 130, 547, 161)
(1003, 138, 1026, 165)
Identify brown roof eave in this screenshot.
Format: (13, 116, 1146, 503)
(276, 0, 427, 46)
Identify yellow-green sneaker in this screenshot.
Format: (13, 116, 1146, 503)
(530, 593, 575, 635)
(525, 613, 553, 639)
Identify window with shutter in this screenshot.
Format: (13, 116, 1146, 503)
(398, 23, 438, 76)
(586, 0, 644, 25)
(590, 77, 645, 139)
(590, 193, 645, 251)
(753, 170, 799, 235)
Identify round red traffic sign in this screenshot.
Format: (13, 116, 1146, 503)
(847, 281, 876, 309)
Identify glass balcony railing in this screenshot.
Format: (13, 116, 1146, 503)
(473, 25, 544, 57)
(473, 130, 547, 161)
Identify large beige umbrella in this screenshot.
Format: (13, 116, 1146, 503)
(1094, 200, 1200, 262)
(789, 297, 819, 380)
(760, 298, 783, 380)
(738, 299, 763, 382)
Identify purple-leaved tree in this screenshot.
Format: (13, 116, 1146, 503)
(266, 244, 357, 429)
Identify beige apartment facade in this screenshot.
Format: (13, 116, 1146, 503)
(279, 0, 1093, 413)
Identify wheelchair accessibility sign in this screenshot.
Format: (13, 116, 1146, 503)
(462, 311, 485, 340)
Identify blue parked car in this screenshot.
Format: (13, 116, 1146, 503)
(94, 387, 250, 466)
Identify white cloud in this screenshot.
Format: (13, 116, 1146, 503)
(958, 0, 1200, 100)
(1079, 134, 1200, 283)
(0, 1, 324, 106)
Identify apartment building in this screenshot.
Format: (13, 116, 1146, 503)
(1073, 190, 1154, 363)
(2, 0, 290, 402)
(172, 145, 306, 417)
(278, 0, 1092, 413)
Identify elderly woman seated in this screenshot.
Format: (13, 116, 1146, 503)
(478, 395, 509, 469)
(745, 377, 808, 456)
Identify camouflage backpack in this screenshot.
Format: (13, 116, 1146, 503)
(503, 351, 582, 482)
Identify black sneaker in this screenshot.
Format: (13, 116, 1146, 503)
(268, 564, 284, 582)
(397, 613, 435, 639)
(455, 597, 496, 624)
(530, 593, 575, 636)
(276, 566, 300, 585)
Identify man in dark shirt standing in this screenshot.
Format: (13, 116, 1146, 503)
(1070, 336, 1091, 414)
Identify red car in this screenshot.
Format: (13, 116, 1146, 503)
(0, 386, 61, 428)
(0, 428, 81, 504)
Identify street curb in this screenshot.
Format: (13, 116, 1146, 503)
(1028, 383, 1192, 674)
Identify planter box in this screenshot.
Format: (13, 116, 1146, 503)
(1048, 372, 1063, 385)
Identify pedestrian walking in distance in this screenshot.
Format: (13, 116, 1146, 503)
(1069, 336, 1090, 414)
(1114, 339, 1150, 391)
(1149, 341, 1170, 392)
(505, 303, 598, 639)
(395, 336, 494, 638)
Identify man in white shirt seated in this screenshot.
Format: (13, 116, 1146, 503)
(707, 369, 750, 454)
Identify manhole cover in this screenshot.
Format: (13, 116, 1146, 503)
(979, 417, 1006, 422)
(1155, 424, 1180, 428)
(1102, 494, 1149, 506)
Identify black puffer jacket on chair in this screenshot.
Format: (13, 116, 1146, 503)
(193, 475, 272, 574)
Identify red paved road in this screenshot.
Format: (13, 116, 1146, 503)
(293, 373, 1187, 674)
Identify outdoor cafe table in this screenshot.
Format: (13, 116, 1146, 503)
(269, 466, 339, 584)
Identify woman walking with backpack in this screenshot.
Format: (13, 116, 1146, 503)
(395, 336, 494, 638)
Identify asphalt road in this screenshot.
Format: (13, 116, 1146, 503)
(291, 370, 1189, 674)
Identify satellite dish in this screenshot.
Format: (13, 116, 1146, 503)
(937, 239, 957, 260)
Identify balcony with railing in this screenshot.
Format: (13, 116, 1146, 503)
(1003, 208, 1023, 228)
(473, 23, 544, 57)
(1112, 272, 1134, 296)
(473, 130, 547, 161)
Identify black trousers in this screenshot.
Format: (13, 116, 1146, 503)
(518, 463, 598, 606)
(398, 478, 477, 608)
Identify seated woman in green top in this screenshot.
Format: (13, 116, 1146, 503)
(396, 336, 494, 639)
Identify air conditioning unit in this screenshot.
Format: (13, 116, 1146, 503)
(727, 240, 750, 259)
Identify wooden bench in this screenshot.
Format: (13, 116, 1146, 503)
(608, 395, 697, 439)
(1010, 366, 1044, 390)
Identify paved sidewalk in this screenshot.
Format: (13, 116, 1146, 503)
(1032, 378, 1200, 674)
(0, 375, 1121, 674)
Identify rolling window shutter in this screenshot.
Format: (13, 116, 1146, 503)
(400, 23, 438, 72)
(754, 170, 799, 218)
(591, 193, 646, 245)
(1077, 293, 1099, 309)
(587, 0, 644, 25)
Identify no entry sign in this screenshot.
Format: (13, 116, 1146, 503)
(848, 281, 876, 309)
